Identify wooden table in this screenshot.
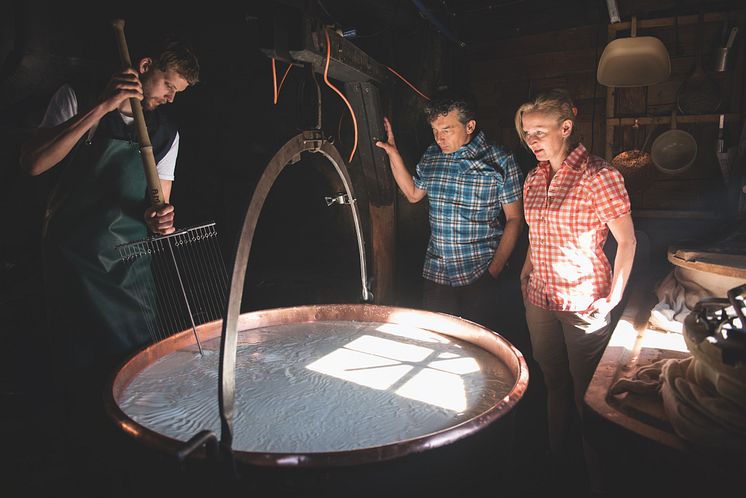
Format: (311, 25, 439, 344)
(584, 274, 692, 451)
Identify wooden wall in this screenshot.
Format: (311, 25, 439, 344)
(469, 11, 746, 195)
(467, 9, 746, 216)
(468, 23, 608, 161)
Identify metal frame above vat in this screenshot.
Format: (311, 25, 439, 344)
(259, 5, 398, 302)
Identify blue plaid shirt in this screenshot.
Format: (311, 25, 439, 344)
(413, 130, 523, 286)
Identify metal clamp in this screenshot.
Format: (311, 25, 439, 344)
(325, 192, 355, 206)
(302, 129, 325, 152)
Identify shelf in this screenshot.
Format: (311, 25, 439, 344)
(607, 12, 739, 35)
(632, 209, 722, 220)
(607, 113, 740, 127)
(603, 8, 744, 177)
(668, 248, 746, 279)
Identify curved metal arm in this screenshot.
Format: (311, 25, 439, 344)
(218, 131, 370, 448)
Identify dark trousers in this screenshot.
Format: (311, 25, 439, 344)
(421, 271, 499, 326)
(422, 271, 551, 495)
(524, 299, 613, 494)
(420, 270, 527, 340)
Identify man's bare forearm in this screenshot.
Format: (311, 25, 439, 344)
(387, 149, 423, 203)
(20, 104, 109, 176)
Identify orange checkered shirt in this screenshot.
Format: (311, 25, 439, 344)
(523, 143, 631, 311)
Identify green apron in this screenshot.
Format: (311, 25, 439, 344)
(43, 136, 155, 371)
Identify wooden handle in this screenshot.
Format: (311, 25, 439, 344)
(111, 19, 165, 208)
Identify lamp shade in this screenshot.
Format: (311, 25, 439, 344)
(597, 17, 671, 87)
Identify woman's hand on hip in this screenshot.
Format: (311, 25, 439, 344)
(583, 297, 617, 320)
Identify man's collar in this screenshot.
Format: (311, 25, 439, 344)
(458, 130, 486, 158)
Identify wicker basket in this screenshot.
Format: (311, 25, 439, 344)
(611, 150, 655, 193)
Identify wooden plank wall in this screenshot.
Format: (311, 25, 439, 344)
(467, 10, 746, 217)
(468, 23, 607, 161)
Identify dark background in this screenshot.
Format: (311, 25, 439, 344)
(2, 1, 745, 496)
(2, 0, 744, 311)
(1, 0, 462, 314)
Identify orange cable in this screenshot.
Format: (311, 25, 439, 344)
(271, 58, 278, 104)
(323, 28, 358, 163)
(385, 65, 430, 101)
(278, 65, 292, 96)
(271, 58, 293, 105)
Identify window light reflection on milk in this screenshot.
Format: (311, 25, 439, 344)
(118, 321, 515, 453)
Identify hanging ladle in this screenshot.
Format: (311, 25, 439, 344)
(677, 11, 722, 114)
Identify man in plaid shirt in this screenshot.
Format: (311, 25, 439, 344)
(376, 89, 524, 326)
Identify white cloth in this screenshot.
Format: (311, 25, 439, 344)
(649, 271, 688, 333)
(39, 84, 178, 181)
(609, 358, 668, 395)
(660, 356, 746, 455)
(611, 356, 746, 455)
(648, 268, 724, 334)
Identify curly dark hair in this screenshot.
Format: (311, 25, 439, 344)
(423, 88, 478, 124)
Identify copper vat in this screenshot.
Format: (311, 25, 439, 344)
(105, 304, 528, 495)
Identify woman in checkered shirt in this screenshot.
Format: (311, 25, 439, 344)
(515, 88, 637, 492)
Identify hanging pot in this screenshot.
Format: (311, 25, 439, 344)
(651, 110, 698, 175)
(597, 16, 671, 87)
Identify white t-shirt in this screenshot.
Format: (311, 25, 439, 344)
(39, 83, 178, 181)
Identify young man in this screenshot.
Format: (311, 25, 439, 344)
(21, 34, 199, 364)
(19, 33, 200, 493)
(376, 89, 524, 327)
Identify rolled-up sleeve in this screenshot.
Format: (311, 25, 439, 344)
(591, 167, 631, 223)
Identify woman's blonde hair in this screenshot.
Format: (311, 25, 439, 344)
(514, 88, 579, 150)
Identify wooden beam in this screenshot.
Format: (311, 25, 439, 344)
(607, 113, 740, 126)
(344, 81, 394, 206)
(261, 16, 394, 85)
(293, 18, 392, 84)
(633, 209, 721, 219)
(607, 11, 741, 32)
(369, 203, 396, 305)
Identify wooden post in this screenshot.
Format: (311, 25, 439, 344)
(344, 81, 396, 304)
